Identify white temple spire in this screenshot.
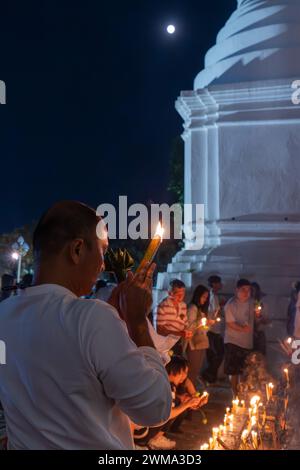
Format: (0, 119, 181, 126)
(195, 0, 300, 88)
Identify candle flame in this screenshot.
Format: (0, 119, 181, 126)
(287, 337, 292, 344)
(154, 222, 164, 240)
(250, 395, 260, 407)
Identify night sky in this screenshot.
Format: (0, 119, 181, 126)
(0, 0, 236, 233)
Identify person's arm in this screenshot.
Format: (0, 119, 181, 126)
(225, 302, 251, 333)
(156, 302, 192, 338)
(256, 303, 271, 325)
(156, 324, 181, 337)
(227, 322, 251, 332)
(169, 397, 202, 420)
(183, 377, 197, 396)
(86, 304, 172, 428)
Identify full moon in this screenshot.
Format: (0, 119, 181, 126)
(166, 24, 175, 34)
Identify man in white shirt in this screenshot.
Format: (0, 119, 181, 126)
(224, 279, 256, 396)
(0, 201, 172, 449)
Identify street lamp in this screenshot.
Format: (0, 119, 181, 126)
(11, 236, 30, 284)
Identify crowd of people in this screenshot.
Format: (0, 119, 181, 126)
(155, 276, 270, 398)
(0, 200, 299, 450)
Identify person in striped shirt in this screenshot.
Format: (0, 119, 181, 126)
(156, 280, 192, 340)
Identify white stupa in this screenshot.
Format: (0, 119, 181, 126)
(155, 0, 300, 368)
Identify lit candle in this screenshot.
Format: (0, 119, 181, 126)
(232, 398, 239, 413)
(251, 431, 258, 449)
(269, 382, 274, 399)
(251, 416, 257, 428)
(265, 383, 270, 401)
(241, 429, 248, 443)
(201, 317, 207, 327)
(250, 395, 260, 407)
(216, 317, 221, 322)
(248, 407, 252, 420)
(209, 437, 214, 450)
(212, 427, 219, 445)
(284, 368, 289, 385)
(287, 337, 292, 345)
(200, 443, 209, 450)
(136, 222, 164, 272)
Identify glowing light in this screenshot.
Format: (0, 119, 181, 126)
(250, 395, 260, 407)
(11, 252, 19, 260)
(166, 24, 175, 34)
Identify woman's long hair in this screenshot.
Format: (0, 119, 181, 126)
(190, 284, 209, 314)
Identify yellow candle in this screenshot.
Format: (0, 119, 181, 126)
(136, 222, 164, 272)
(212, 427, 219, 445)
(250, 395, 260, 407)
(251, 431, 258, 449)
(265, 383, 269, 401)
(284, 368, 289, 384)
(241, 429, 248, 443)
(232, 398, 239, 413)
(269, 382, 274, 399)
(251, 416, 257, 428)
(209, 437, 214, 450)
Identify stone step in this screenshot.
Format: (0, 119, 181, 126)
(167, 262, 204, 273)
(174, 253, 207, 263)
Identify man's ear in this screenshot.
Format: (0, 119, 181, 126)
(69, 239, 84, 265)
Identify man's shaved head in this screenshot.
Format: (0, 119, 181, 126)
(33, 201, 100, 261)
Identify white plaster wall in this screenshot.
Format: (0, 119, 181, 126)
(218, 121, 300, 219)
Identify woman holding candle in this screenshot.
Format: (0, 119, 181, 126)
(185, 285, 213, 386)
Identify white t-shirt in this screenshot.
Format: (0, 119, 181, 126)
(0, 284, 171, 450)
(224, 297, 254, 350)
